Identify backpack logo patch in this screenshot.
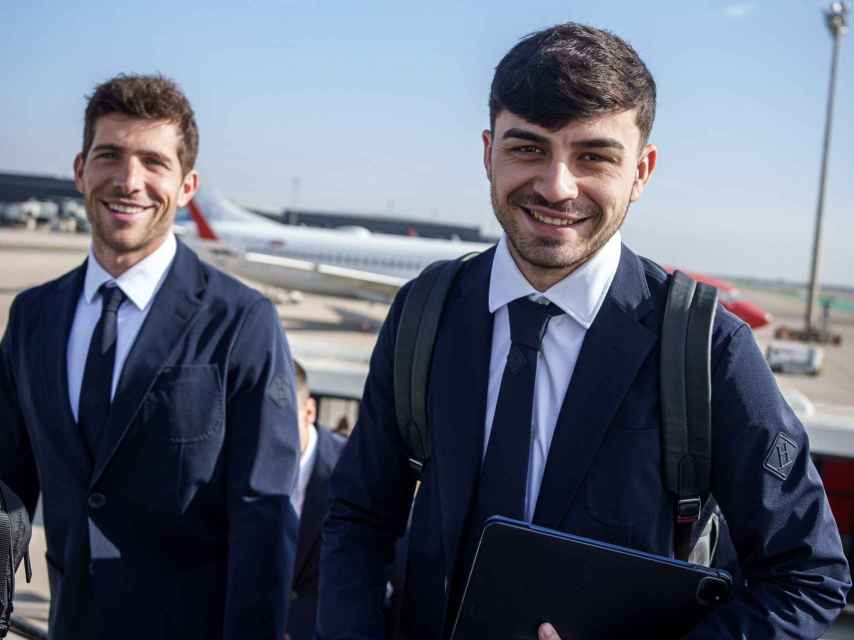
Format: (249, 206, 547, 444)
(764, 433, 798, 480)
(267, 375, 293, 409)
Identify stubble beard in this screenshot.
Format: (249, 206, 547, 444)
(85, 190, 174, 257)
(489, 181, 628, 273)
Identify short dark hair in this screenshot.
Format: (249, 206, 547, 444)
(489, 23, 656, 146)
(293, 360, 309, 399)
(82, 74, 199, 174)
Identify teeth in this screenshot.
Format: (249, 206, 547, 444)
(107, 203, 146, 214)
(529, 209, 581, 227)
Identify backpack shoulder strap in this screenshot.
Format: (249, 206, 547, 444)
(661, 270, 718, 561)
(393, 254, 475, 477)
(0, 488, 14, 638)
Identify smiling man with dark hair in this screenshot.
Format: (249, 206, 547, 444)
(0, 74, 300, 639)
(319, 22, 850, 640)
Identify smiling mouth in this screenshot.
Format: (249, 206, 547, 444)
(520, 205, 591, 228)
(102, 201, 153, 215)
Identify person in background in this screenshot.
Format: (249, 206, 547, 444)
(287, 360, 346, 640)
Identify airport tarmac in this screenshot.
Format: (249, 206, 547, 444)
(1, 228, 852, 637)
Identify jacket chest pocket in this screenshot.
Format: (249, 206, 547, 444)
(142, 365, 224, 443)
(584, 426, 664, 527)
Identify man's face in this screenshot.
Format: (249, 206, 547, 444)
(483, 109, 656, 290)
(297, 391, 317, 456)
(74, 114, 198, 268)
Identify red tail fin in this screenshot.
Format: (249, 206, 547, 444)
(187, 198, 218, 241)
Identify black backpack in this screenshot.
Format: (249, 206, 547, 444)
(393, 256, 719, 563)
(0, 481, 32, 639)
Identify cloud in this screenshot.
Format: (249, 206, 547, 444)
(723, 3, 757, 18)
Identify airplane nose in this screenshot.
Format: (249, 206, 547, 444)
(733, 301, 773, 329)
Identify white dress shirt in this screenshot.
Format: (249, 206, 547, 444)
(486, 231, 621, 521)
(291, 424, 318, 517)
(66, 233, 177, 421)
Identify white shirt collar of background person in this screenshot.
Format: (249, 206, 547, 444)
(485, 231, 621, 521)
(83, 232, 178, 312)
(292, 424, 318, 518)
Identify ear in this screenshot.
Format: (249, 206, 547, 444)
(306, 396, 317, 425)
(482, 129, 493, 179)
(176, 170, 200, 208)
(73, 153, 86, 194)
(630, 144, 657, 202)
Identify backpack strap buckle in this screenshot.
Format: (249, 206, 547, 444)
(677, 497, 702, 524)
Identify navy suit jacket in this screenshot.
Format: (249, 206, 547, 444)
(0, 239, 300, 639)
(319, 245, 850, 640)
(287, 426, 345, 640)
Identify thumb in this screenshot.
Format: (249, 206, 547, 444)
(538, 622, 561, 640)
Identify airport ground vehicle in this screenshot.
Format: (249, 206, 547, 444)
(767, 341, 825, 375)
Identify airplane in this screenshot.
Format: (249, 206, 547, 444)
(180, 187, 489, 303)
(180, 188, 773, 329)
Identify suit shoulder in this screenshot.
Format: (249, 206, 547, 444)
(196, 257, 268, 310)
(635, 252, 745, 342)
(9, 266, 83, 320)
(316, 426, 347, 463)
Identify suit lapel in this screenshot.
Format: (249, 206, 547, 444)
(38, 262, 93, 483)
(91, 241, 207, 486)
(533, 247, 657, 528)
(430, 249, 494, 577)
(294, 428, 336, 582)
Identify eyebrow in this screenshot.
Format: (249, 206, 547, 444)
(501, 128, 550, 145)
(572, 138, 626, 152)
(91, 144, 173, 164)
(501, 129, 626, 153)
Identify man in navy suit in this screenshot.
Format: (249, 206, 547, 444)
(0, 74, 300, 639)
(319, 23, 851, 639)
(286, 361, 345, 640)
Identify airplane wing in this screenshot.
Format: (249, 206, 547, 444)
(188, 238, 404, 303)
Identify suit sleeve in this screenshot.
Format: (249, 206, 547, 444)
(223, 297, 300, 639)
(687, 323, 851, 639)
(317, 288, 417, 640)
(0, 296, 40, 517)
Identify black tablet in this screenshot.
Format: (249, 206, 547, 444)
(450, 516, 732, 640)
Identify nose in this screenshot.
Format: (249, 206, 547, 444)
(534, 160, 578, 204)
(113, 157, 143, 194)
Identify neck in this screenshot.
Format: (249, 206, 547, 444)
(91, 234, 168, 278)
(507, 245, 591, 293)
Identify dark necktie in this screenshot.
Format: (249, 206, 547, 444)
(79, 284, 126, 456)
(474, 297, 563, 526)
(447, 298, 563, 626)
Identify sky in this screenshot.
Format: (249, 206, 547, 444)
(2, 0, 853, 287)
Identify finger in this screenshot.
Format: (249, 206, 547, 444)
(538, 622, 560, 640)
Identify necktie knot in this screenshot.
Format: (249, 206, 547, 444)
(508, 298, 563, 351)
(99, 284, 126, 315)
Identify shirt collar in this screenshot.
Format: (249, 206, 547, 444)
(488, 231, 622, 329)
(84, 233, 177, 311)
(298, 424, 319, 491)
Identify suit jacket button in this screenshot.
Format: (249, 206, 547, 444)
(88, 493, 106, 509)
(289, 590, 298, 601)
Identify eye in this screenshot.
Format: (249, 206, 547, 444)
(511, 145, 545, 156)
(144, 157, 167, 168)
(94, 151, 118, 160)
(579, 152, 610, 162)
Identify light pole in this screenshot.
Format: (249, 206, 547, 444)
(805, 2, 848, 335)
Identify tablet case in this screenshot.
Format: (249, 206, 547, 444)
(450, 516, 731, 640)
